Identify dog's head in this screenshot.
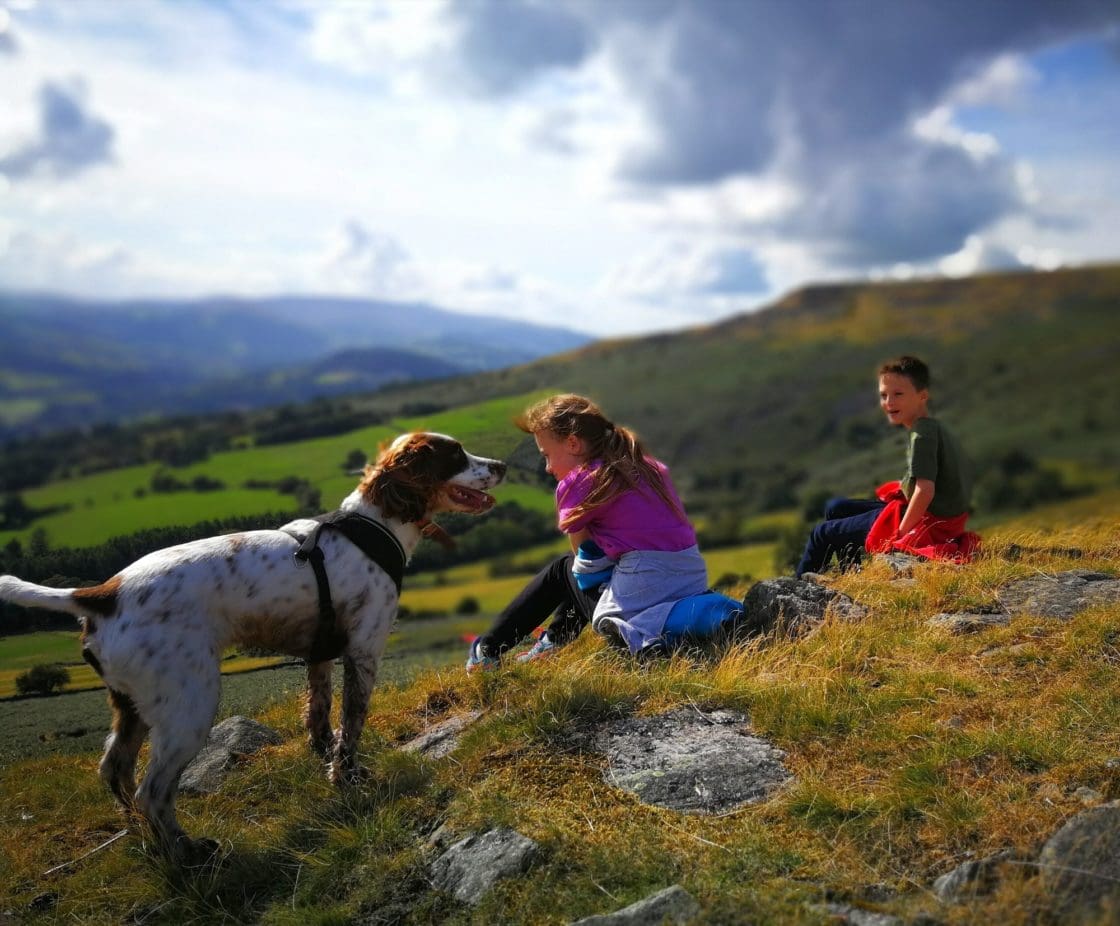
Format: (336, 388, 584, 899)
(359, 432, 506, 524)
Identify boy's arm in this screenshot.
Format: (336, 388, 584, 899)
(897, 478, 935, 537)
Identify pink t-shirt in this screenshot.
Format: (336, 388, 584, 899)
(556, 458, 697, 560)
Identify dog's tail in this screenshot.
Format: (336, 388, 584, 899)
(0, 575, 118, 619)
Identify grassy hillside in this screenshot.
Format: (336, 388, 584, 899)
(0, 492, 1116, 923)
(3, 266, 1117, 559)
(356, 264, 1120, 514)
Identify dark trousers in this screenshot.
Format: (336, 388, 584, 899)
(795, 497, 886, 578)
(477, 553, 602, 655)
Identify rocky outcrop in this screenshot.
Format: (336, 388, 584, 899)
(814, 903, 905, 926)
(430, 827, 540, 905)
(929, 569, 1119, 634)
(595, 708, 792, 813)
(998, 570, 1120, 620)
(569, 885, 700, 925)
(401, 710, 483, 759)
(932, 850, 1016, 902)
(928, 806, 1120, 920)
(179, 716, 282, 795)
(1037, 801, 1120, 919)
(874, 553, 925, 576)
(737, 578, 868, 639)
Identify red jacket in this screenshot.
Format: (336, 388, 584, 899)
(864, 482, 981, 563)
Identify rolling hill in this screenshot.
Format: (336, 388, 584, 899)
(349, 263, 1120, 515)
(1, 264, 1117, 562)
(0, 291, 591, 437)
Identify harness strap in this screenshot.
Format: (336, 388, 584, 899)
(284, 512, 407, 663)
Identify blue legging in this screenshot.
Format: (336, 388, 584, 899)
(795, 497, 886, 578)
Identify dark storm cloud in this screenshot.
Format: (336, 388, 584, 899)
(445, 0, 1117, 268)
(0, 81, 115, 180)
(785, 132, 1026, 264)
(444, 0, 594, 96)
(580, 0, 1118, 186)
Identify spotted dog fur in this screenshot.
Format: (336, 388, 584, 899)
(0, 433, 505, 864)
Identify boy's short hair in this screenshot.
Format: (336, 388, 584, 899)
(879, 355, 930, 391)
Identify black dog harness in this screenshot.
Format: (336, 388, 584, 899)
(282, 511, 407, 663)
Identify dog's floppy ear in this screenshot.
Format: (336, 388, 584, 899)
(360, 436, 437, 522)
(367, 469, 429, 522)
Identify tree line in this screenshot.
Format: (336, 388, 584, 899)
(0, 501, 555, 635)
(0, 397, 388, 493)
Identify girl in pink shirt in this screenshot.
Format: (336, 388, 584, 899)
(467, 394, 708, 669)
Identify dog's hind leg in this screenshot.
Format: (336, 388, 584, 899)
(330, 654, 376, 786)
(134, 663, 221, 865)
(100, 687, 149, 813)
(304, 660, 334, 760)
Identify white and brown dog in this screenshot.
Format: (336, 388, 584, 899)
(0, 432, 505, 863)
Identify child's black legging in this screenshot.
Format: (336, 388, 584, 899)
(476, 553, 602, 655)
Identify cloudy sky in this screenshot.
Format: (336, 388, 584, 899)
(0, 0, 1117, 336)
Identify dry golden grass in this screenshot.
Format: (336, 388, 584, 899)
(1, 495, 1117, 923)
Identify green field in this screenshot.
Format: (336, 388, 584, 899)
(0, 392, 556, 551)
(0, 614, 490, 764)
(0, 631, 294, 699)
(394, 390, 553, 455)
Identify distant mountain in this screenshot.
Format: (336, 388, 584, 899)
(0, 292, 591, 436)
(183, 347, 466, 411)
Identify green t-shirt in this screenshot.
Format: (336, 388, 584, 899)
(902, 417, 972, 517)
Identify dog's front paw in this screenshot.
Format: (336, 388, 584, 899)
(308, 733, 333, 760)
(329, 760, 372, 787)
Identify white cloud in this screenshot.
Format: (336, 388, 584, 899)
(912, 106, 1002, 162)
(314, 221, 425, 300)
(0, 0, 1116, 338)
(305, 0, 452, 90)
(602, 239, 767, 301)
(938, 234, 1026, 277)
(948, 54, 1039, 108)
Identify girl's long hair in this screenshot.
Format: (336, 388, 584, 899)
(516, 394, 683, 529)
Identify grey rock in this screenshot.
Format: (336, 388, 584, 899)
(815, 903, 904, 926)
(1038, 801, 1120, 918)
(424, 822, 459, 851)
(929, 611, 1010, 634)
(932, 850, 1014, 903)
(401, 710, 483, 759)
(596, 708, 792, 814)
(179, 716, 282, 795)
(857, 883, 898, 903)
(738, 578, 868, 640)
(1075, 787, 1105, 806)
(998, 570, 1120, 621)
(875, 553, 924, 576)
(430, 827, 539, 905)
(569, 885, 700, 925)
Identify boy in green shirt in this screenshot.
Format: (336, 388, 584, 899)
(795, 355, 977, 577)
